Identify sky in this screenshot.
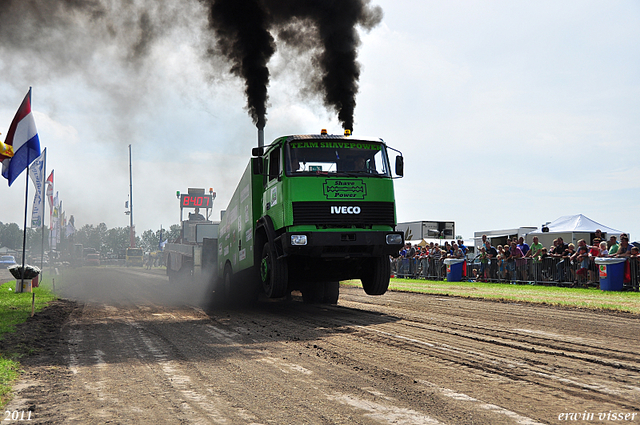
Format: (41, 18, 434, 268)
(0, 0, 639, 243)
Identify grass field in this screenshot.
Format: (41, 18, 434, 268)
(344, 278, 640, 314)
(0, 278, 56, 406)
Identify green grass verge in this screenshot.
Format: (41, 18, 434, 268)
(0, 357, 19, 407)
(0, 277, 57, 406)
(343, 278, 640, 314)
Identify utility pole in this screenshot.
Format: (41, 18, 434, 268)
(129, 144, 134, 248)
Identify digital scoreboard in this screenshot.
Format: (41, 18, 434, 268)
(180, 194, 214, 209)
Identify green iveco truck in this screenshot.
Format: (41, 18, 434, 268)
(217, 130, 404, 303)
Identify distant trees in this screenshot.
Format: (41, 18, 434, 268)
(167, 224, 181, 243)
(141, 229, 159, 253)
(1, 221, 179, 258)
(0, 222, 24, 250)
(0, 222, 52, 255)
(75, 224, 107, 254)
(75, 224, 140, 258)
(104, 227, 131, 258)
(139, 225, 181, 253)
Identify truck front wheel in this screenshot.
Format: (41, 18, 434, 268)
(261, 242, 288, 298)
(361, 257, 390, 295)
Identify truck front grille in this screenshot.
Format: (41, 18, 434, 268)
(292, 201, 395, 227)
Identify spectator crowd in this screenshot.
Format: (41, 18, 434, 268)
(392, 230, 639, 290)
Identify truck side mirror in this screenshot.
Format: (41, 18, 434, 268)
(395, 156, 404, 177)
(252, 157, 263, 175)
(252, 147, 264, 157)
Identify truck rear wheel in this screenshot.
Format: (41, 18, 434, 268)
(301, 283, 322, 304)
(261, 242, 288, 298)
(220, 263, 235, 303)
(361, 256, 390, 295)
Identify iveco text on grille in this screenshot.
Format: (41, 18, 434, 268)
(331, 206, 361, 214)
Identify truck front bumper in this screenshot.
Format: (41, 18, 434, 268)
(279, 231, 404, 259)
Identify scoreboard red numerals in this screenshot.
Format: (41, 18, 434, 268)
(180, 195, 213, 208)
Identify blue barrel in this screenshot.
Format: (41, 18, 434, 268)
(595, 258, 626, 291)
(444, 259, 464, 282)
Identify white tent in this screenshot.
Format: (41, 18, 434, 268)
(526, 214, 623, 248)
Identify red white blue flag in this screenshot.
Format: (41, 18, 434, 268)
(1, 89, 41, 186)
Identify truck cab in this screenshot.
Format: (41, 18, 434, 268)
(125, 247, 144, 267)
(218, 130, 404, 303)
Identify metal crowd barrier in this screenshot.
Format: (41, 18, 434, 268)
(392, 257, 447, 280)
(628, 257, 640, 292)
(390, 255, 639, 291)
(472, 256, 600, 287)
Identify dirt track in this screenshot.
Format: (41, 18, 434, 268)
(3, 267, 639, 424)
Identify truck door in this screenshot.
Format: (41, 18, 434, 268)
(264, 145, 284, 229)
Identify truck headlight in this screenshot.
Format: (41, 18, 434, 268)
(291, 235, 308, 246)
(386, 234, 402, 245)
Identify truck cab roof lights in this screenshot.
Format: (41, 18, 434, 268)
(321, 129, 328, 135)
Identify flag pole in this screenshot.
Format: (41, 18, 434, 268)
(49, 190, 53, 274)
(19, 151, 30, 293)
(129, 144, 134, 248)
(40, 149, 47, 274)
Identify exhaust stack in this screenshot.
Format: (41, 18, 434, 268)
(258, 127, 264, 148)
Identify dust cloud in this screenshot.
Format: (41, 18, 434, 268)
(54, 267, 220, 309)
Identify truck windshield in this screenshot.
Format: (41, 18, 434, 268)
(285, 139, 391, 177)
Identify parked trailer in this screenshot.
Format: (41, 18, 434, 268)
(216, 130, 404, 304)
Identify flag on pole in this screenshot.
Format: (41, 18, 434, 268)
(51, 191, 59, 249)
(29, 148, 46, 228)
(46, 170, 54, 229)
(66, 214, 76, 237)
(1, 89, 41, 186)
(56, 199, 62, 245)
(51, 190, 58, 229)
(45, 169, 53, 201)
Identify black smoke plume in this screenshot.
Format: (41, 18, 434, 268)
(0, 0, 382, 132)
(203, 0, 383, 131)
(205, 0, 275, 130)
